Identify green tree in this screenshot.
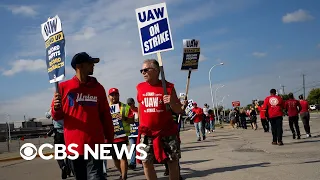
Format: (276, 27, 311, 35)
(280, 94, 289, 101)
(246, 104, 252, 109)
(307, 88, 320, 104)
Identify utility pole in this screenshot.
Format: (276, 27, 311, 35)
(302, 74, 306, 99)
(281, 85, 285, 94)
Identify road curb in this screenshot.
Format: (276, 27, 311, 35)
(0, 152, 54, 162)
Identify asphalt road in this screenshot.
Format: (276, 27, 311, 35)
(0, 113, 319, 180)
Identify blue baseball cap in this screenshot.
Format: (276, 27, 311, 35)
(71, 52, 100, 69)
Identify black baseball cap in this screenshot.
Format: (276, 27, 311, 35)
(71, 52, 100, 69)
(127, 98, 135, 104)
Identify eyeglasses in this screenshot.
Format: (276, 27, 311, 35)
(140, 68, 154, 74)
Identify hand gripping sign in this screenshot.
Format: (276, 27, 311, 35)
(135, 2, 174, 111)
(41, 16, 66, 86)
(110, 104, 126, 139)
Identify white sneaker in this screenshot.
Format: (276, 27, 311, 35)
(306, 134, 310, 138)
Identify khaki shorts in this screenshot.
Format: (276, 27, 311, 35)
(139, 134, 181, 164)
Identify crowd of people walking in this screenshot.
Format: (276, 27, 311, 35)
(45, 52, 313, 180)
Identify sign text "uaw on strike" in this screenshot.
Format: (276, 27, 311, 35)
(135, 2, 174, 56)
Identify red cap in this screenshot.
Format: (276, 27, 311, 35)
(108, 88, 119, 95)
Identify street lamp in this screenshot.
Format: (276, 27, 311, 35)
(209, 62, 224, 118)
(214, 84, 225, 119)
(217, 95, 229, 122)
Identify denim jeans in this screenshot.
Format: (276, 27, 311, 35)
(128, 137, 137, 165)
(194, 122, 205, 138)
(103, 160, 107, 174)
(71, 155, 105, 180)
(210, 121, 215, 131)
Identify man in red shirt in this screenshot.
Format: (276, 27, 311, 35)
(136, 59, 187, 180)
(299, 94, 312, 137)
(258, 104, 269, 132)
(51, 52, 114, 180)
(284, 93, 302, 139)
(192, 102, 206, 141)
(108, 88, 134, 180)
(263, 89, 285, 145)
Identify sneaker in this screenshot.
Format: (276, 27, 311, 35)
(203, 136, 206, 140)
(197, 138, 201, 141)
(272, 142, 277, 145)
(278, 141, 284, 146)
(297, 135, 301, 139)
(164, 169, 169, 176)
(128, 164, 136, 170)
(293, 134, 296, 139)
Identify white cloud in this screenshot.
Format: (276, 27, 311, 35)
(2, 59, 46, 76)
(252, 52, 267, 58)
(72, 27, 96, 41)
(282, 9, 314, 23)
(199, 54, 207, 62)
(5, 5, 37, 16)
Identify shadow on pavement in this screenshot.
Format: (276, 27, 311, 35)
(181, 162, 271, 179)
(180, 159, 213, 165)
(284, 138, 320, 145)
(181, 144, 216, 153)
(301, 159, 320, 164)
(183, 136, 239, 145)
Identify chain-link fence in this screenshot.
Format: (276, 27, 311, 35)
(0, 135, 54, 154)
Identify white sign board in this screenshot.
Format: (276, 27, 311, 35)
(135, 2, 174, 56)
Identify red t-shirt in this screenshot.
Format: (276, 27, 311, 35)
(192, 107, 203, 123)
(258, 105, 266, 119)
(136, 81, 177, 131)
(285, 99, 301, 117)
(299, 100, 309, 113)
(263, 95, 284, 118)
(51, 76, 114, 155)
(209, 114, 214, 121)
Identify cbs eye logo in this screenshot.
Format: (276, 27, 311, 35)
(20, 143, 38, 160)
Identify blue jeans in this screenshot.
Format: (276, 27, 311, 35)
(71, 155, 105, 180)
(103, 160, 107, 174)
(128, 137, 137, 165)
(210, 121, 215, 131)
(194, 122, 205, 138)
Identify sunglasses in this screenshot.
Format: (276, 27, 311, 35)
(140, 68, 154, 74)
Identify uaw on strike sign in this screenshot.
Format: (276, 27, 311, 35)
(41, 15, 66, 83)
(135, 2, 174, 56)
(185, 99, 196, 120)
(181, 39, 200, 70)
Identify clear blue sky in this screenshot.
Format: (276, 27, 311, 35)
(0, 0, 320, 121)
